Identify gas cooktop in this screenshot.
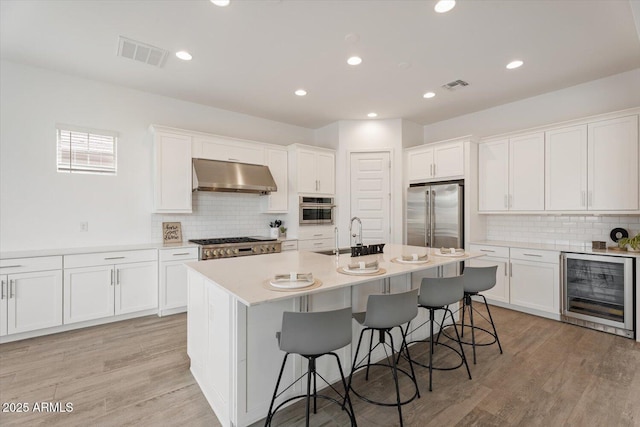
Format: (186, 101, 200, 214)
(189, 236, 281, 260)
(189, 237, 275, 245)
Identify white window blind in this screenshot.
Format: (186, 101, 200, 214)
(56, 125, 118, 174)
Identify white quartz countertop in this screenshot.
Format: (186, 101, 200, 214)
(0, 242, 199, 260)
(471, 240, 640, 258)
(185, 244, 485, 306)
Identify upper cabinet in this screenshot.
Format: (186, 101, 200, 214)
(407, 140, 464, 183)
(151, 127, 193, 213)
(546, 115, 639, 212)
(479, 132, 544, 212)
(192, 135, 265, 165)
(293, 146, 335, 195)
(265, 147, 288, 212)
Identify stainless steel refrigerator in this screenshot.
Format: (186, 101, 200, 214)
(406, 181, 464, 249)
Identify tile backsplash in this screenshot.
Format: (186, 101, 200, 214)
(151, 192, 287, 242)
(486, 215, 640, 246)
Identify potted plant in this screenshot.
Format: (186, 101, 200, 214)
(279, 225, 287, 238)
(618, 233, 640, 252)
(269, 220, 282, 238)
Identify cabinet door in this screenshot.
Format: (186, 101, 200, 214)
(64, 266, 114, 324)
(115, 261, 158, 315)
(588, 115, 639, 211)
(160, 260, 190, 312)
(469, 257, 509, 303)
(195, 136, 265, 165)
(0, 276, 6, 336)
(434, 142, 464, 179)
(509, 133, 544, 211)
(265, 148, 288, 212)
(510, 260, 559, 315)
(478, 139, 509, 211)
(297, 149, 318, 193)
(6, 270, 62, 334)
(153, 132, 192, 213)
(545, 125, 588, 211)
(316, 151, 335, 194)
(407, 148, 434, 182)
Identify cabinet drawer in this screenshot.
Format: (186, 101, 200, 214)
(0, 256, 62, 274)
(159, 247, 199, 261)
(298, 238, 334, 251)
(469, 244, 509, 258)
(510, 247, 559, 263)
(280, 240, 298, 251)
(298, 226, 335, 240)
(64, 249, 158, 269)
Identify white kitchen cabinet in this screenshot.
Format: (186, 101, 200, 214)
(264, 147, 288, 213)
(469, 244, 560, 319)
(192, 135, 265, 165)
(151, 128, 193, 214)
(297, 225, 335, 252)
(64, 250, 158, 324)
(406, 140, 464, 183)
(479, 133, 544, 212)
(588, 115, 639, 211)
(545, 116, 639, 212)
(159, 247, 198, 316)
(0, 256, 63, 336)
(294, 146, 335, 195)
(280, 240, 298, 251)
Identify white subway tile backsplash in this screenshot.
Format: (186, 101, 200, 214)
(486, 214, 639, 246)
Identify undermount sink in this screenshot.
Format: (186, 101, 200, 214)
(315, 248, 352, 255)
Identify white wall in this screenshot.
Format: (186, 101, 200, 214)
(0, 61, 313, 251)
(335, 119, 405, 246)
(421, 68, 640, 144)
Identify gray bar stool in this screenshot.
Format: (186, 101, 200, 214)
(347, 288, 420, 427)
(402, 275, 472, 392)
(459, 266, 503, 364)
(265, 307, 357, 427)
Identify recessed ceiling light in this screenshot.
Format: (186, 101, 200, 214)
(367, 112, 378, 118)
(506, 60, 524, 69)
(434, 0, 456, 13)
(423, 92, 436, 99)
(176, 51, 192, 61)
(347, 56, 362, 66)
(210, 0, 230, 6)
(294, 89, 307, 97)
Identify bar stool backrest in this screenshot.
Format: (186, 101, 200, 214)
(419, 275, 464, 307)
(364, 288, 419, 329)
(462, 266, 498, 293)
(279, 307, 353, 355)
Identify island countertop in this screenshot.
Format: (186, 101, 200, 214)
(185, 243, 485, 306)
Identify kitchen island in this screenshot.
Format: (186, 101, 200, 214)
(185, 244, 485, 427)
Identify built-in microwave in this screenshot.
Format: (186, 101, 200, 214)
(299, 196, 335, 225)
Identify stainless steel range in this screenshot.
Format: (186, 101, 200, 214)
(189, 237, 281, 260)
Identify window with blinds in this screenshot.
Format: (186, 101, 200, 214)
(56, 125, 118, 174)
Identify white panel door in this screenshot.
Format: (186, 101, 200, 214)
(509, 133, 545, 211)
(545, 125, 588, 211)
(7, 270, 62, 334)
(115, 261, 158, 315)
(588, 115, 639, 211)
(160, 261, 189, 312)
(478, 139, 509, 211)
(510, 260, 559, 315)
(350, 151, 391, 245)
(155, 132, 192, 213)
(434, 141, 464, 179)
(297, 149, 318, 193)
(316, 151, 335, 194)
(64, 266, 114, 324)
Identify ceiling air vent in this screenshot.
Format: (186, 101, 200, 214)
(117, 36, 168, 68)
(441, 79, 469, 91)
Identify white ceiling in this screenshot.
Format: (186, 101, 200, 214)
(2, 0, 639, 129)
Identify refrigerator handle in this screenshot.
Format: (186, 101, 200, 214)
(429, 190, 435, 248)
(425, 190, 430, 247)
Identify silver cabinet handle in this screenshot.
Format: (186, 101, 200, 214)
(523, 253, 542, 257)
(110, 269, 114, 286)
(10, 279, 15, 298)
(227, 158, 239, 161)
(433, 163, 436, 176)
(1, 280, 5, 299)
(504, 262, 508, 276)
(116, 269, 120, 285)
(480, 249, 495, 253)
(313, 233, 323, 237)
(313, 242, 323, 246)
(172, 252, 190, 256)
(104, 256, 125, 260)
(0, 265, 22, 269)
(581, 191, 586, 207)
(588, 191, 593, 207)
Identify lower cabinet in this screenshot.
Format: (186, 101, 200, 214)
(159, 247, 198, 316)
(63, 250, 158, 324)
(469, 244, 560, 319)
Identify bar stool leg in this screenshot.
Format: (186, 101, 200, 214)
(265, 353, 289, 427)
(480, 294, 503, 354)
(347, 328, 367, 403)
(387, 330, 404, 427)
(446, 306, 472, 380)
(398, 325, 421, 399)
(460, 296, 467, 338)
(306, 357, 313, 427)
(331, 353, 358, 427)
(365, 329, 374, 381)
(312, 358, 318, 414)
(467, 294, 478, 364)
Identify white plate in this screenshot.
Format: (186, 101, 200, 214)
(393, 257, 430, 264)
(434, 251, 465, 257)
(344, 267, 380, 274)
(269, 279, 315, 289)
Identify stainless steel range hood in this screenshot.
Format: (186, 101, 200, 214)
(192, 158, 277, 195)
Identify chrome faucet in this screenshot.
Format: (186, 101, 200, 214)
(349, 216, 363, 246)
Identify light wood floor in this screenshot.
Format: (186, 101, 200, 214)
(1, 306, 639, 426)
